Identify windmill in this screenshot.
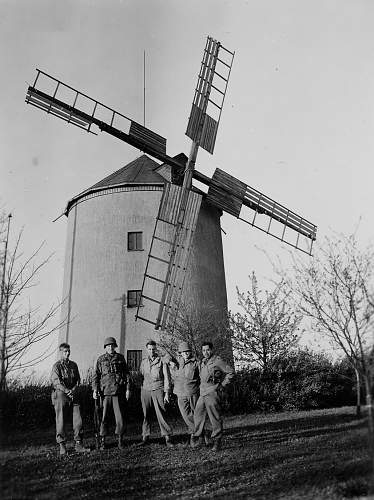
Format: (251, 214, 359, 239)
(25, 36, 317, 339)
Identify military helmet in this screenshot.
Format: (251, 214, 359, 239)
(104, 337, 117, 348)
(178, 341, 191, 353)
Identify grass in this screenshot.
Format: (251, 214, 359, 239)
(0, 406, 370, 499)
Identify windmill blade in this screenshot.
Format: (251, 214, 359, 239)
(206, 168, 317, 255)
(135, 183, 202, 331)
(25, 69, 167, 157)
(186, 37, 235, 154)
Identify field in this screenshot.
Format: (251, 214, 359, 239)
(0, 406, 370, 499)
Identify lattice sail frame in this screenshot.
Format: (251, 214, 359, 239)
(25, 69, 167, 156)
(135, 183, 202, 331)
(206, 168, 317, 254)
(186, 37, 235, 154)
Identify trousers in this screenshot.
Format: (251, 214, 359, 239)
(100, 395, 125, 436)
(53, 390, 82, 444)
(193, 391, 223, 439)
(141, 388, 172, 438)
(177, 394, 198, 435)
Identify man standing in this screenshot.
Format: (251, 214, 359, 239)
(172, 341, 200, 445)
(51, 343, 90, 456)
(92, 337, 130, 450)
(139, 340, 173, 447)
(192, 341, 234, 451)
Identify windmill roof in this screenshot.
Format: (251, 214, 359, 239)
(63, 154, 165, 216)
(89, 154, 165, 189)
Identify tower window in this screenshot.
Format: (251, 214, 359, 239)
(127, 290, 143, 308)
(128, 232, 143, 251)
(127, 350, 142, 371)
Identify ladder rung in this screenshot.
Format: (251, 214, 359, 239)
(208, 98, 221, 110)
(142, 294, 162, 305)
(157, 217, 177, 227)
(211, 83, 225, 95)
(153, 235, 173, 245)
(149, 254, 170, 265)
(213, 70, 228, 82)
(145, 274, 165, 284)
(217, 57, 231, 69)
(220, 45, 235, 56)
(135, 314, 157, 326)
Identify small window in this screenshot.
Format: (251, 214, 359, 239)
(128, 232, 143, 251)
(127, 290, 143, 308)
(127, 350, 142, 371)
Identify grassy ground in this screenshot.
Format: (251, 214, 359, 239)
(0, 406, 370, 499)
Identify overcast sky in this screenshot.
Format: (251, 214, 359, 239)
(1, 0, 374, 374)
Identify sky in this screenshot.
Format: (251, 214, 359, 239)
(1, 0, 374, 376)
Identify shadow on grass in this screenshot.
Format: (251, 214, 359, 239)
(1, 407, 369, 499)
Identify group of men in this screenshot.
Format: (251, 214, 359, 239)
(50, 337, 234, 456)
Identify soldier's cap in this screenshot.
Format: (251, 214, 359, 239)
(104, 337, 117, 348)
(178, 341, 191, 353)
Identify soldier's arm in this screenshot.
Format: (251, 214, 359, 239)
(92, 359, 101, 394)
(162, 361, 171, 394)
(71, 362, 81, 391)
(123, 358, 131, 395)
(216, 357, 235, 387)
(51, 364, 69, 393)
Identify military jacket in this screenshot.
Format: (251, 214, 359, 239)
(172, 357, 199, 397)
(199, 354, 234, 396)
(51, 360, 80, 393)
(92, 352, 130, 396)
(140, 355, 171, 392)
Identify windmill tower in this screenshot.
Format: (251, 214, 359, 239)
(25, 36, 317, 372)
(57, 154, 227, 372)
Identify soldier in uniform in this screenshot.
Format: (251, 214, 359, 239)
(138, 340, 174, 447)
(51, 342, 90, 456)
(92, 337, 130, 450)
(192, 341, 234, 451)
(171, 341, 200, 445)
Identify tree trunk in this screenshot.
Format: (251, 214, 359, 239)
(355, 367, 361, 418)
(364, 375, 374, 494)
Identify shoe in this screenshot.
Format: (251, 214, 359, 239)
(59, 442, 67, 456)
(212, 438, 222, 452)
(137, 437, 149, 447)
(165, 436, 174, 448)
(75, 441, 90, 453)
(204, 434, 211, 446)
(118, 436, 125, 450)
(190, 436, 203, 449)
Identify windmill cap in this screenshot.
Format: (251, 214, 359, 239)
(104, 337, 117, 348)
(178, 341, 191, 353)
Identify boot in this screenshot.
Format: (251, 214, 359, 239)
(99, 437, 106, 450)
(59, 442, 67, 456)
(190, 435, 203, 448)
(165, 435, 174, 448)
(75, 441, 90, 453)
(117, 435, 125, 450)
(212, 437, 222, 452)
(137, 436, 149, 447)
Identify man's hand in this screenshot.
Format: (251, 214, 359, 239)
(93, 390, 98, 400)
(164, 393, 170, 404)
(125, 389, 131, 401)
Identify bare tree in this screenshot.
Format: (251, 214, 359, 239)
(230, 271, 301, 372)
(0, 214, 65, 390)
(276, 232, 374, 490)
(158, 302, 232, 361)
